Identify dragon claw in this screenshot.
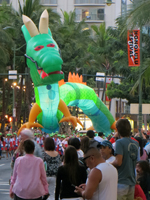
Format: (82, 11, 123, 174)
(17, 122, 43, 136)
(76, 118, 84, 127)
(59, 116, 83, 129)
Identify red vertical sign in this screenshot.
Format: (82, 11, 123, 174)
(128, 30, 140, 67)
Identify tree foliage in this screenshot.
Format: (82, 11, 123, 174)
(1, 0, 150, 130)
(54, 10, 91, 80)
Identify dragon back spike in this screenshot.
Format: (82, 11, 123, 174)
(68, 72, 72, 82)
(76, 73, 80, 82)
(72, 73, 76, 82)
(39, 9, 49, 34)
(79, 75, 83, 82)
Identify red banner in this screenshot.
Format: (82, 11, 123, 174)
(128, 30, 140, 66)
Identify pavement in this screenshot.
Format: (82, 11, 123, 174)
(0, 154, 12, 200)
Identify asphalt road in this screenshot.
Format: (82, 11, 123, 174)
(0, 154, 12, 200)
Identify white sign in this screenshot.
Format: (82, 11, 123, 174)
(130, 104, 150, 114)
(96, 72, 105, 81)
(106, 77, 112, 83)
(13, 108, 16, 117)
(8, 70, 17, 79)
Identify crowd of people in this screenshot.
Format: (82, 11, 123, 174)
(0, 118, 150, 200)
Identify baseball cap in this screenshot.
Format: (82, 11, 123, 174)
(100, 140, 113, 149)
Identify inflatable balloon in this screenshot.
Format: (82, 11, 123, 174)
(18, 9, 115, 136)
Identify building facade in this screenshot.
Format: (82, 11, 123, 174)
(1, 0, 137, 132)
(2, 0, 132, 28)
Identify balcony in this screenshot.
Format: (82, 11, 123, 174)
(75, 13, 104, 22)
(0, 0, 9, 3)
(40, 0, 57, 6)
(74, 0, 105, 6)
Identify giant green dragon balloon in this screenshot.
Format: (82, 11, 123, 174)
(18, 9, 115, 136)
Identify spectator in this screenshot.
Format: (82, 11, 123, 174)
(74, 147, 118, 200)
(134, 137, 147, 160)
(134, 183, 146, 200)
(55, 146, 87, 200)
(80, 136, 90, 154)
(94, 132, 104, 143)
(20, 128, 43, 159)
(144, 142, 150, 160)
(142, 139, 148, 148)
(112, 118, 139, 200)
(69, 137, 84, 158)
(136, 160, 150, 199)
(10, 140, 49, 200)
(11, 140, 24, 170)
(0, 135, 2, 159)
(86, 130, 100, 148)
(100, 140, 115, 163)
(43, 137, 61, 200)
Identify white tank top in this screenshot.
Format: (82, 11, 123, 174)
(91, 162, 118, 200)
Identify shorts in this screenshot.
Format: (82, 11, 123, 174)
(117, 184, 135, 200)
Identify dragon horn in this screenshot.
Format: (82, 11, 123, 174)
(39, 9, 49, 34)
(22, 15, 39, 37)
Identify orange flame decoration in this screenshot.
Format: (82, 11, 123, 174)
(58, 72, 86, 87)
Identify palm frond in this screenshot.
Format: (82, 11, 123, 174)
(130, 79, 140, 95)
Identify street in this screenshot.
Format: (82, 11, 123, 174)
(0, 154, 12, 200)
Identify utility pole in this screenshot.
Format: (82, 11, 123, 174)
(139, 27, 142, 135)
(12, 44, 16, 132)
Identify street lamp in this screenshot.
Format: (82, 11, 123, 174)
(104, 0, 114, 6)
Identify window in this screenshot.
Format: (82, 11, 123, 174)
(125, 105, 130, 114)
(40, 0, 57, 4)
(0, 0, 9, 4)
(75, 8, 104, 21)
(74, 0, 104, 4)
(121, 0, 127, 15)
(97, 9, 104, 20)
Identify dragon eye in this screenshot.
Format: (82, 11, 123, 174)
(34, 46, 44, 51)
(47, 43, 55, 47)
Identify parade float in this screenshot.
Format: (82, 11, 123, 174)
(18, 10, 115, 136)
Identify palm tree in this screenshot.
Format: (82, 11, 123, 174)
(121, 0, 150, 94)
(125, 0, 150, 29)
(0, 2, 15, 132)
(55, 10, 91, 80)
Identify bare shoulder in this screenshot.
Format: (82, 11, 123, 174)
(88, 168, 102, 183)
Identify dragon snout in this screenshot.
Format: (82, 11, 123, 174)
(40, 53, 63, 73)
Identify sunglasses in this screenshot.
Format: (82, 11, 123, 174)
(83, 155, 94, 161)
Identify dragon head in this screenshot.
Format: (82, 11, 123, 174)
(21, 9, 64, 87)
